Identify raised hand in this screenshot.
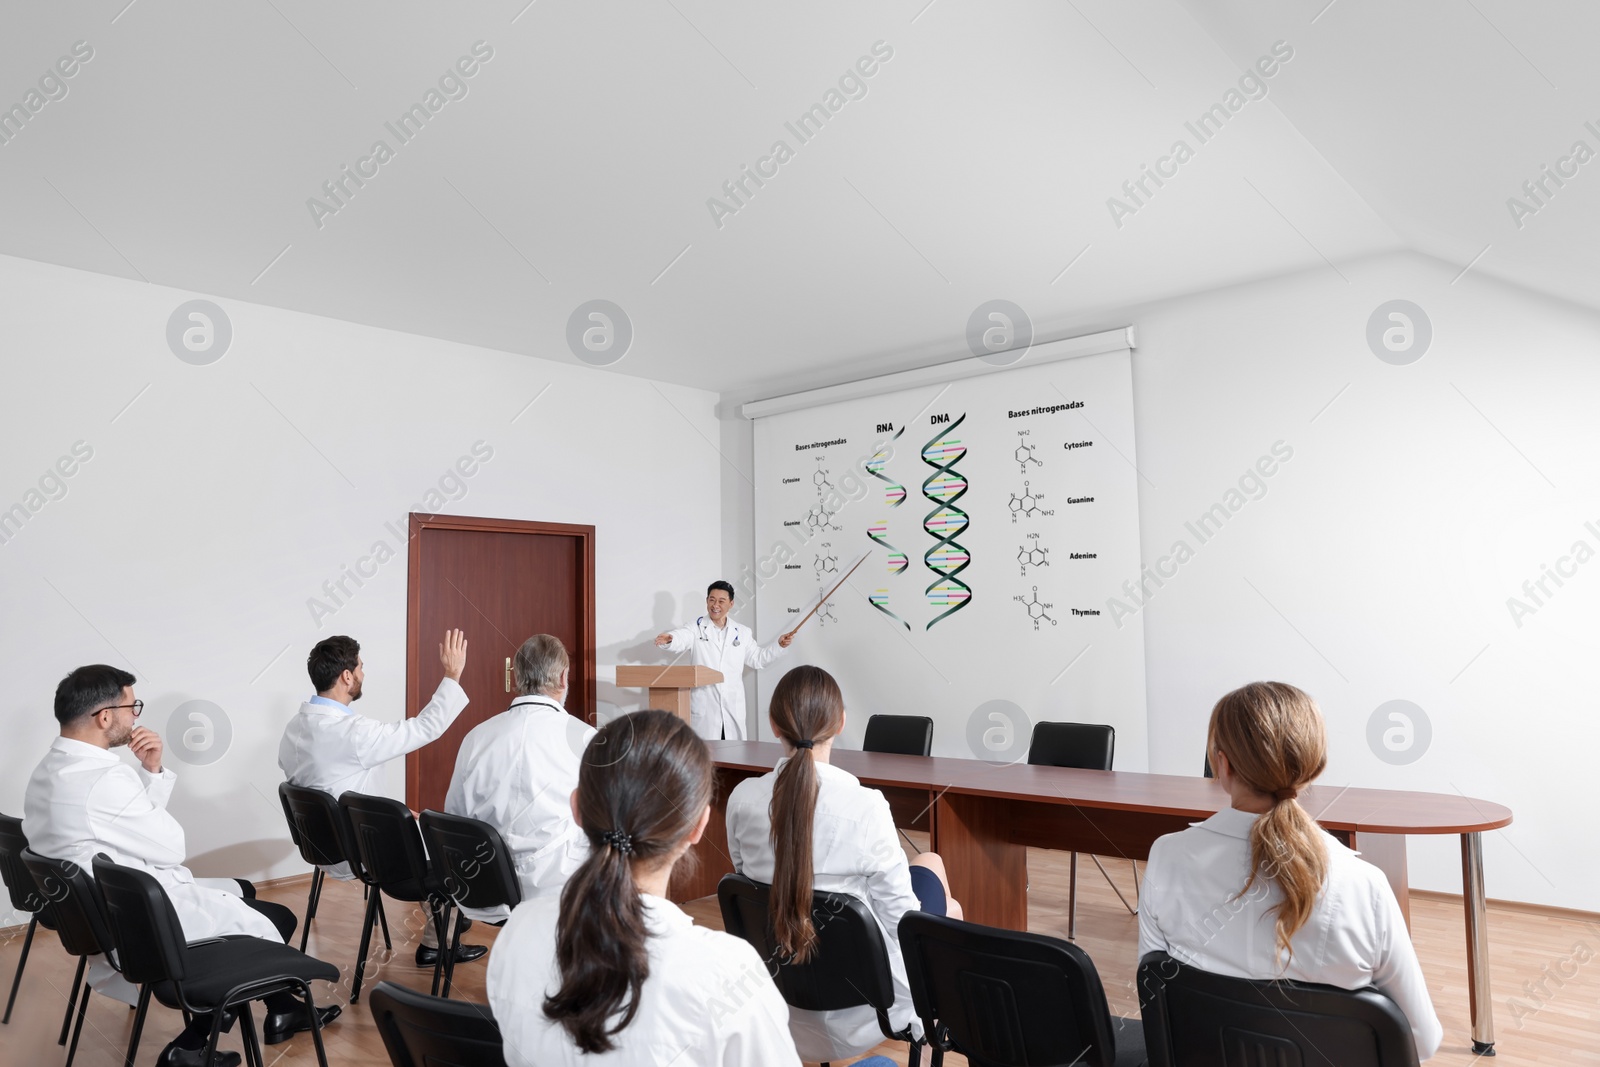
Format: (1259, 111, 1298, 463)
(440, 629, 468, 681)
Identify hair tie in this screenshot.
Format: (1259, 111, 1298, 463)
(792, 738, 814, 750)
(599, 829, 634, 854)
(1273, 788, 1299, 802)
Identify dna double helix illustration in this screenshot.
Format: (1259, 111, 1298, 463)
(864, 427, 910, 630)
(921, 414, 972, 629)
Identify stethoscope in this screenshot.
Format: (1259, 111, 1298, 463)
(695, 616, 740, 647)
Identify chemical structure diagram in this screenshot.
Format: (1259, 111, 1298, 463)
(1017, 533, 1050, 576)
(813, 590, 839, 627)
(1014, 431, 1043, 475)
(814, 551, 839, 577)
(1014, 586, 1057, 630)
(805, 503, 840, 533)
(813, 457, 833, 495)
(1008, 481, 1054, 523)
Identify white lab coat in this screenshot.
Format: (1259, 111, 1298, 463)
(725, 759, 921, 1063)
(444, 695, 594, 922)
(659, 618, 787, 740)
(23, 737, 281, 1001)
(277, 677, 468, 878)
(1139, 806, 1443, 1062)
(486, 892, 801, 1067)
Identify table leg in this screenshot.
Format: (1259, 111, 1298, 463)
(933, 792, 1026, 929)
(1461, 831, 1495, 1055)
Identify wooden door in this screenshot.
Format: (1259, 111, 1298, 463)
(405, 514, 596, 813)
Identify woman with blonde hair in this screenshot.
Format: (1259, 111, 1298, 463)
(725, 664, 962, 1063)
(1139, 682, 1442, 1060)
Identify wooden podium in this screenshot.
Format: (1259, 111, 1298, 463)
(615, 665, 724, 724)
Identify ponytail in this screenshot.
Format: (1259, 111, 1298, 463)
(543, 710, 712, 1054)
(766, 665, 845, 964)
(1209, 682, 1329, 963)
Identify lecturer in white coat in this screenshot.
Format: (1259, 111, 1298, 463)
(445, 633, 594, 921)
(25, 664, 341, 1067)
(278, 628, 484, 967)
(654, 581, 793, 740)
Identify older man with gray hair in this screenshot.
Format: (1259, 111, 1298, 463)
(444, 634, 596, 921)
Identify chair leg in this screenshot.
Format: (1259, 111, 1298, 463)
(350, 887, 379, 1003)
(3, 914, 37, 1024)
(442, 906, 464, 998)
(908, 1036, 924, 1067)
(299, 868, 323, 952)
(300, 980, 332, 1067)
(64, 980, 91, 1067)
(238, 1003, 263, 1067)
(124, 985, 151, 1067)
(375, 892, 392, 949)
(202, 1003, 226, 1067)
(59, 954, 86, 1045)
(1067, 851, 1079, 940)
(1089, 854, 1139, 916)
(429, 902, 450, 997)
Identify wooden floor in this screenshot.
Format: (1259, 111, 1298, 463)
(1, 840, 1595, 1065)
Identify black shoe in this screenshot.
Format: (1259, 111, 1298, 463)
(262, 1003, 342, 1045)
(158, 1042, 242, 1067)
(414, 942, 487, 967)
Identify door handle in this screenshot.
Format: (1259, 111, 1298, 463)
(505, 657, 513, 693)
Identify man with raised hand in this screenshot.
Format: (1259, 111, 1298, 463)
(278, 628, 484, 967)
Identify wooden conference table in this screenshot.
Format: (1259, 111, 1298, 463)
(673, 741, 1514, 1056)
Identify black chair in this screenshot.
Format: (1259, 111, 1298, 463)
(339, 792, 455, 1002)
(20, 848, 127, 1067)
(368, 981, 507, 1067)
(861, 715, 935, 851)
(717, 873, 923, 1067)
(1026, 721, 1138, 939)
(863, 714, 935, 756)
(899, 911, 1144, 1067)
(418, 810, 522, 998)
(93, 854, 338, 1067)
(278, 783, 392, 956)
(1137, 951, 1420, 1067)
(0, 814, 65, 1029)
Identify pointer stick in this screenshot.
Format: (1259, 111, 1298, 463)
(784, 552, 869, 640)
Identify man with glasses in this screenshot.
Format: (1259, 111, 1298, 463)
(655, 580, 794, 740)
(24, 664, 341, 1067)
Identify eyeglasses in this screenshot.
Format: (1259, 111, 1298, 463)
(100, 700, 144, 718)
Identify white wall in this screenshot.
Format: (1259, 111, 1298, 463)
(0, 255, 725, 925)
(1126, 251, 1599, 912)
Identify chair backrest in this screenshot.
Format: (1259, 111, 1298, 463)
(1137, 951, 1420, 1067)
(340, 792, 433, 900)
(899, 911, 1127, 1067)
(368, 981, 507, 1067)
(862, 715, 935, 757)
(717, 873, 895, 1016)
(19, 848, 114, 960)
(419, 810, 523, 915)
(0, 814, 46, 915)
(91, 854, 191, 987)
(1026, 721, 1115, 771)
(280, 782, 360, 875)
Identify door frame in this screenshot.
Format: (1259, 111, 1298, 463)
(404, 512, 597, 810)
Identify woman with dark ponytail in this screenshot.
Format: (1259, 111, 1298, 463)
(1139, 682, 1442, 1061)
(486, 710, 800, 1066)
(725, 664, 963, 1063)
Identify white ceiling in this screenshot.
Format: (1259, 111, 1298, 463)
(0, 1, 1591, 396)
